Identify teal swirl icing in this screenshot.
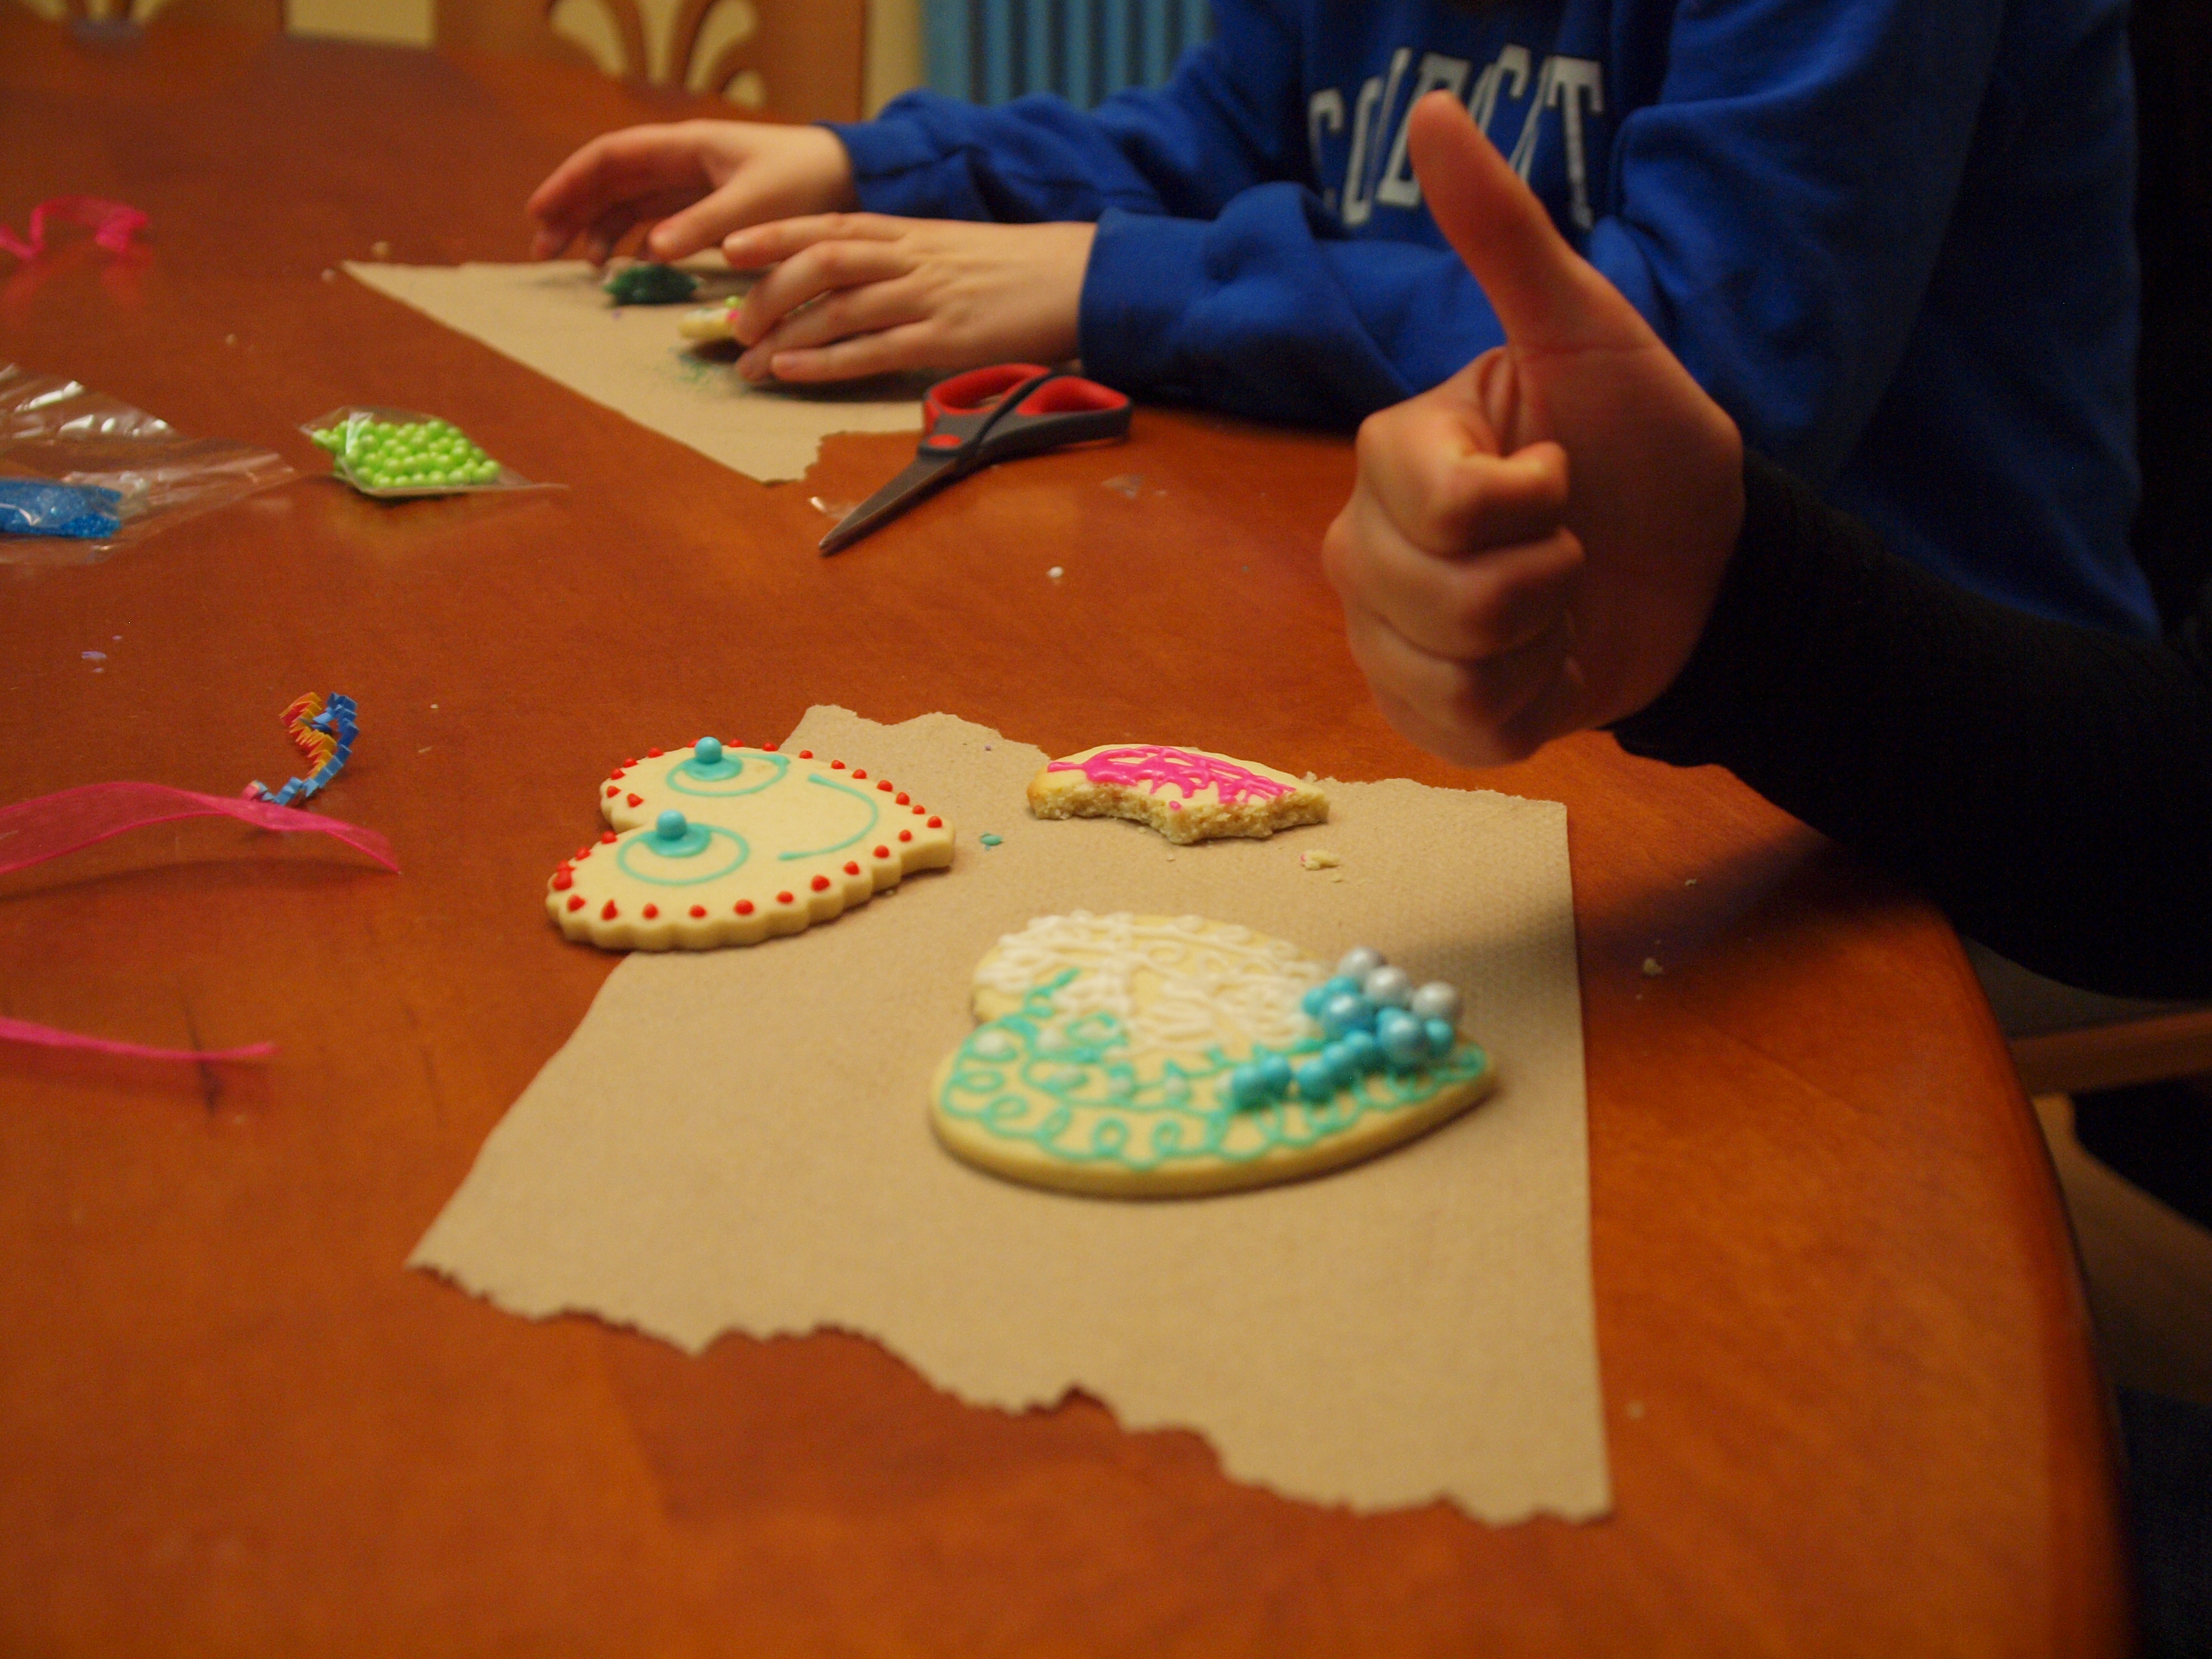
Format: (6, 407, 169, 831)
(938, 968, 1491, 1171)
(775, 772, 881, 860)
(667, 749, 786, 797)
(616, 824, 749, 885)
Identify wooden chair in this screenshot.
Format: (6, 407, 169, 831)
(435, 0, 866, 119)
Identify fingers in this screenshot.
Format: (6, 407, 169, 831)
(1328, 483, 1584, 661)
(753, 321, 945, 382)
(720, 212, 902, 270)
(735, 281, 929, 379)
(730, 224, 913, 345)
(1405, 91, 1655, 357)
(528, 126, 707, 257)
(644, 176, 792, 263)
(1339, 595, 1586, 766)
(1356, 382, 1568, 559)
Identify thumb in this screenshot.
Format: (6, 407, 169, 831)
(1407, 91, 1656, 358)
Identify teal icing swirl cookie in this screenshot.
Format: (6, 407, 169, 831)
(929, 912, 1494, 1197)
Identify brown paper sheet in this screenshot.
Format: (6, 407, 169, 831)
(342, 261, 922, 482)
(411, 708, 1607, 1520)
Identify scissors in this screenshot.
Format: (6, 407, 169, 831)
(818, 363, 1132, 555)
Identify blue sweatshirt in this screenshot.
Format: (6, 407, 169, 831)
(831, 0, 2153, 636)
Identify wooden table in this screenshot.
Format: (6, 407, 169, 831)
(0, 15, 2130, 1652)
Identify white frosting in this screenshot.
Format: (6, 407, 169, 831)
(977, 911, 1321, 1052)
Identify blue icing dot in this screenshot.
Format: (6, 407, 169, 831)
(656, 809, 687, 839)
(1293, 1059, 1338, 1101)
(1424, 1017, 1458, 1058)
(1256, 1054, 1293, 1096)
(980, 833, 1003, 847)
(1341, 1030, 1381, 1074)
(694, 737, 724, 765)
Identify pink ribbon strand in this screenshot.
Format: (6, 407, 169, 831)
(0, 1015, 274, 1064)
(0, 781, 397, 1065)
(0, 780, 397, 877)
(0, 196, 148, 263)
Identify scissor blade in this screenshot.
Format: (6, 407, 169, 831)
(818, 453, 963, 555)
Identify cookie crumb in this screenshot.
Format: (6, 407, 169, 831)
(1642, 957, 1664, 977)
(1685, 877, 1699, 887)
(1299, 848, 1341, 871)
(370, 240, 391, 259)
(1047, 566, 1064, 580)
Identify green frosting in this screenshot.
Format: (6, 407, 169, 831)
(938, 968, 1491, 1172)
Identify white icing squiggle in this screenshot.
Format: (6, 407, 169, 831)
(977, 911, 1321, 1052)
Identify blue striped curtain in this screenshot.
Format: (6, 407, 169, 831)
(924, 0, 1214, 108)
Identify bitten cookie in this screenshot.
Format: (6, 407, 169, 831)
(547, 738, 954, 950)
(1026, 744, 1327, 845)
(930, 913, 1492, 1197)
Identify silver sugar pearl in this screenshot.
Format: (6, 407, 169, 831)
(1362, 964, 1413, 1008)
(1336, 946, 1385, 980)
(1409, 981, 1462, 1024)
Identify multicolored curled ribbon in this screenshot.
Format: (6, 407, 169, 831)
(0, 197, 149, 263)
(244, 692, 357, 806)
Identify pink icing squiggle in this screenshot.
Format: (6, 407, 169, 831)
(0, 1016, 273, 1064)
(1049, 745, 1292, 804)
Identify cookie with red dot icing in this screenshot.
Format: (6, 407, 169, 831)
(548, 738, 955, 950)
(1027, 743, 1327, 846)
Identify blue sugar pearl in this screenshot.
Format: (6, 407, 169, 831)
(1319, 991, 1371, 1039)
(1227, 1063, 1267, 1110)
(1256, 1055, 1293, 1097)
(1376, 1008, 1426, 1068)
(1301, 984, 1330, 1018)
(1294, 1059, 1337, 1100)
(1318, 1042, 1357, 1087)
(1341, 1030, 1381, 1074)
(656, 809, 688, 840)
(694, 737, 724, 765)
(1424, 1018, 1458, 1058)
(1321, 974, 1362, 1003)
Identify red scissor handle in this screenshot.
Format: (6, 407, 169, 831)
(924, 363, 1055, 425)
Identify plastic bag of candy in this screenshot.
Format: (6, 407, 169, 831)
(300, 407, 554, 499)
(0, 365, 296, 565)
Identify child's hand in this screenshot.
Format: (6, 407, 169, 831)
(1321, 92, 1744, 766)
(721, 216, 1094, 383)
(527, 121, 856, 264)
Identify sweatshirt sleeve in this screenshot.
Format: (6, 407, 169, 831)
(1611, 455, 2212, 1001)
(1082, 0, 2011, 442)
(826, 0, 1307, 225)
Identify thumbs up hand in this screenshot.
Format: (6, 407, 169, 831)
(1322, 92, 1745, 766)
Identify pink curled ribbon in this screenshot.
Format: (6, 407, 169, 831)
(0, 197, 148, 263)
(0, 782, 397, 1064)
